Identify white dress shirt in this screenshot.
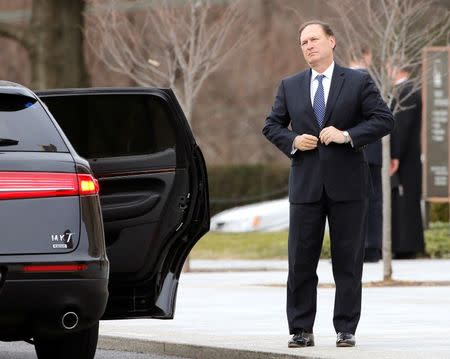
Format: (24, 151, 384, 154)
(310, 61, 335, 107)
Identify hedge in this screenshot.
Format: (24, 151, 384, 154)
(430, 203, 449, 222)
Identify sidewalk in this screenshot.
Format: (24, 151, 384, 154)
(99, 259, 450, 359)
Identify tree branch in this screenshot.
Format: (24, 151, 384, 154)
(0, 22, 30, 49)
(86, 0, 253, 123)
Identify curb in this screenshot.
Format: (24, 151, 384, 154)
(190, 268, 286, 273)
(98, 336, 319, 359)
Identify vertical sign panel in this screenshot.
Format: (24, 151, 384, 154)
(423, 48, 449, 200)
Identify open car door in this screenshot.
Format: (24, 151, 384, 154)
(37, 88, 209, 319)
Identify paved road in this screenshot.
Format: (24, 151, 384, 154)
(0, 341, 188, 359)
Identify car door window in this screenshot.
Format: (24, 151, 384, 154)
(41, 94, 176, 160)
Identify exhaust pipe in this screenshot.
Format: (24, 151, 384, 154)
(61, 311, 79, 330)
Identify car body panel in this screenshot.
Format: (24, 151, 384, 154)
(210, 197, 330, 233)
(0, 153, 83, 254)
(211, 197, 290, 232)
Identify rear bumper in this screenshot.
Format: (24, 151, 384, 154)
(0, 277, 108, 340)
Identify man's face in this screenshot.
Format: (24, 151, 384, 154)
(300, 24, 335, 70)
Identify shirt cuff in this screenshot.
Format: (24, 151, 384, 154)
(291, 140, 297, 155)
(345, 131, 354, 147)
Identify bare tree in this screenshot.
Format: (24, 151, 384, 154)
(329, 0, 450, 281)
(86, 0, 252, 124)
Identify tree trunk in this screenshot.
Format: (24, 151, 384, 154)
(382, 135, 393, 281)
(28, 0, 89, 90)
(260, 0, 273, 36)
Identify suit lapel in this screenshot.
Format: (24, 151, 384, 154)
(323, 64, 345, 127)
(298, 69, 318, 129)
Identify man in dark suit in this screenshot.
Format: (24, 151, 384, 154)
(262, 21, 394, 348)
(349, 47, 383, 263)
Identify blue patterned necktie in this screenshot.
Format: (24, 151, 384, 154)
(313, 74, 326, 127)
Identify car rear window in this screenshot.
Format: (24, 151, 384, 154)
(0, 93, 68, 152)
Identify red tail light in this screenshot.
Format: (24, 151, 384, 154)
(22, 264, 88, 272)
(0, 172, 99, 199)
(77, 174, 99, 195)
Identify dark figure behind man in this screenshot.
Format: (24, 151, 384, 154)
(390, 68, 425, 258)
(262, 20, 393, 348)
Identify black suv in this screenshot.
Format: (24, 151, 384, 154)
(0, 81, 209, 358)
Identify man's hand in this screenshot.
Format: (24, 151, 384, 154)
(390, 159, 399, 176)
(294, 134, 318, 151)
(319, 126, 346, 145)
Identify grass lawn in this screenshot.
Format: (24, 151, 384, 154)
(191, 231, 331, 259)
(191, 222, 449, 260)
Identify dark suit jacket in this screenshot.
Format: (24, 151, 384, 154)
(390, 81, 422, 192)
(262, 63, 394, 204)
(390, 81, 422, 167)
(390, 81, 424, 252)
(354, 69, 383, 166)
(365, 141, 382, 166)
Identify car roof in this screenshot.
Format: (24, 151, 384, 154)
(0, 81, 36, 98)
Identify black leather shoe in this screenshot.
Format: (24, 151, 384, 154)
(288, 331, 314, 348)
(336, 332, 355, 347)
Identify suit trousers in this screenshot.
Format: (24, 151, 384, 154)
(287, 189, 368, 335)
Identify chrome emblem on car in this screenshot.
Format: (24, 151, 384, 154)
(50, 230, 74, 249)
